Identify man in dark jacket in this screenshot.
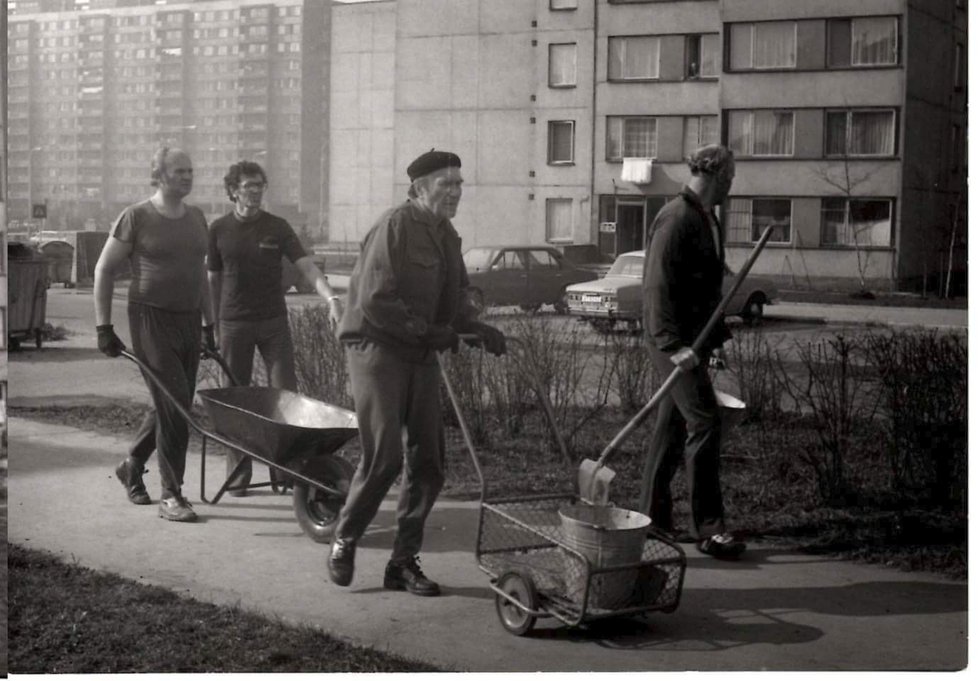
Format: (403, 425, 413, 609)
(640, 144, 745, 559)
(327, 150, 506, 595)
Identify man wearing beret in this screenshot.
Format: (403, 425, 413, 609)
(328, 150, 506, 596)
(640, 144, 746, 560)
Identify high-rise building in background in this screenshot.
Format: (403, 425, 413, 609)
(331, 0, 966, 292)
(7, 0, 330, 237)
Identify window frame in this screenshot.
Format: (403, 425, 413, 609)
(606, 116, 658, 162)
(827, 16, 900, 69)
(682, 115, 720, 157)
(608, 35, 662, 81)
(548, 42, 578, 88)
(725, 197, 794, 245)
(547, 120, 576, 165)
(685, 33, 720, 79)
(824, 108, 897, 158)
(819, 197, 894, 248)
(726, 109, 796, 158)
(549, 0, 578, 10)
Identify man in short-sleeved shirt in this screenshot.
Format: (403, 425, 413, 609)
(207, 160, 342, 494)
(93, 147, 214, 523)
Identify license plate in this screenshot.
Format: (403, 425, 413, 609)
(581, 294, 603, 303)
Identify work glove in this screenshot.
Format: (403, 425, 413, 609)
(464, 321, 507, 356)
(201, 324, 218, 357)
(423, 324, 460, 353)
(96, 324, 126, 358)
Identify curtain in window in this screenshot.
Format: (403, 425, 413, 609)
(825, 112, 848, 155)
(728, 111, 752, 156)
(550, 44, 576, 85)
(700, 34, 719, 76)
(608, 38, 626, 79)
(546, 199, 574, 242)
(850, 111, 894, 155)
(753, 111, 793, 155)
(820, 198, 848, 244)
(606, 117, 623, 159)
(611, 37, 658, 78)
(852, 17, 897, 66)
(729, 24, 752, 70)
(752, 199, 791, 242)
(850, 200, 891, 246)
(549, 122, 574, 162)
(725, 198, 753, 243)
(753, 22, 796, 68)
(623, 118, 656, 157)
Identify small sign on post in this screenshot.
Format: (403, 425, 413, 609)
(32, 203, 47, 219)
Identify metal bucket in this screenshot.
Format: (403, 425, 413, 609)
(714, 388, 747, 438)
(559, 505, 651, 609)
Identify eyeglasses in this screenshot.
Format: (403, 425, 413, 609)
(239, 181, 266, 191)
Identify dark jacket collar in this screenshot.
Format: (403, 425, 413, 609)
(404, 199, 446, 228)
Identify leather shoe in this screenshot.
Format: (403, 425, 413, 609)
(115, 458, 151, 505)
(384, 556, 440, 596)
(697, 533, 746, 559)
(328, 538, 356, 587)
(158, 495, 197, 522)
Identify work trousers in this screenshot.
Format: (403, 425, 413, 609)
(219, 315, 297, 481)
(127, 303, 201, 499)
(638, 346, 726, 540)
(335, 341, 445, 563)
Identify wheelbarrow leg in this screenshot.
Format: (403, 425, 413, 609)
(199, 435, 253, 504)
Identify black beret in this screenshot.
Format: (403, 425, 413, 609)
(407, 149, 461, 181)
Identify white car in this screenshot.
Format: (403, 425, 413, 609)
(564, 250, 778, 333)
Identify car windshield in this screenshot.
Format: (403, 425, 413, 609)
(607, 254, 644, 278)
(462, 248, 496, 271)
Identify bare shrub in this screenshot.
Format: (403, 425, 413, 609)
(287, 305, 352, 409)
(725, 328, 784, 422)
(607, 331, 662, 413)
(865, 330, 967, 510)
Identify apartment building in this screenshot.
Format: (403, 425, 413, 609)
(333, 0, 966, 291)
(7, 0, 330, 235)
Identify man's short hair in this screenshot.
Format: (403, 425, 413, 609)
(150, 146, 170, 187)
(687, 144, 734, 177)
(223, 160, 268, 201)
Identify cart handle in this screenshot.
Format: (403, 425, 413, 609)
(200, 345, 240, 387)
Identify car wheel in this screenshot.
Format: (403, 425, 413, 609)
(741, 294, 765, 326)
(552, 292, 570, 315)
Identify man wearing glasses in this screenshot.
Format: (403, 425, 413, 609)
(207, 160, 343, 494)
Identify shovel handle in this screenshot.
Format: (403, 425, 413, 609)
(590, 223, 775, 469)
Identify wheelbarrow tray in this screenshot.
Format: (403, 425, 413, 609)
(197, 387, 358, 466)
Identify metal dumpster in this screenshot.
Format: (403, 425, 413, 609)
(8, 241, 49, 350)
(38, 239, 75, 288)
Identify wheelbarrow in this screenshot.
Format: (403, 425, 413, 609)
(120, 349, 359, 543)
(438, 336, 687, 636)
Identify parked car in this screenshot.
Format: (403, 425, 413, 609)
(564, 250, 778, 333)
(462, 245, 598, 314)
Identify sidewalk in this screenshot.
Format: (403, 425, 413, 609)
(7, 417, 967, 672)
(765, 301, 968, 330)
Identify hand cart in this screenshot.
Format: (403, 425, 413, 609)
(121, 349, 359, 543)
(438, 337, 686, 636)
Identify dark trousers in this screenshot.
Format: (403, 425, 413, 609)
(127, 303, 201, 499)
(219, 315, 297, 480)
(638, 346, 725, 539)
(335, 341, 445, 563)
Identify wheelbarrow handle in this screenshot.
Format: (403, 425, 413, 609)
(590, 222, 776, 470)
(200, 345, 240, 387)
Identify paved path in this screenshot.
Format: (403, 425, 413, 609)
(6, 418, 968, 672)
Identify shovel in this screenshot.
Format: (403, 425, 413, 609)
(579, 223, 776, 505)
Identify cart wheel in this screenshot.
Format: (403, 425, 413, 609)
(292, 454, 355, 544)
(495, 571, 538, 636)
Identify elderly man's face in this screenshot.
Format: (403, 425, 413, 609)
(417, 167, 464, 219)
(712, 159, 736, 204)
(160, 151, 194, 199)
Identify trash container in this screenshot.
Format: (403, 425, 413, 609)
(39, 239, 75, 288)
(8, 241, 49, 350)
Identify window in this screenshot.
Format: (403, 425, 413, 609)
(827, 17, 898, 68)
(549, 43, 577, 87)
(609, 36, 660, 80)
(548, 121, 575, 164)
(686, 34, 719, 78)
(726, 198, 792, 244)
(729, 21, 796, 70)
(550, 0, 577, 9)
(606, 117, 657, 160)
(546, 199, 574, 242)
(728, 110, 794, 157)
(683, 115, 719, 156)
(825, 109, 895, 156)
(821, 198, 892, 247)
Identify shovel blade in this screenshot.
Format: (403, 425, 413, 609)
(578, 458, 616, 506)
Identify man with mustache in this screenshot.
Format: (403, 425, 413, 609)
(327, 150, 506, 596)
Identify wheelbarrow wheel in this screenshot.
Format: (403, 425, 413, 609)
(495, 570, 539, 636)
(292, 455, 354, 544)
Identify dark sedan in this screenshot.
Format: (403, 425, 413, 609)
(463, 245, 598, 314)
